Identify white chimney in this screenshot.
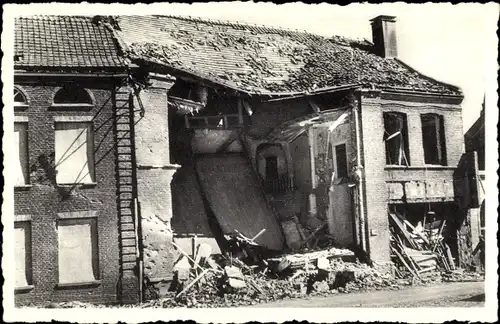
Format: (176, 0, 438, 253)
(370, 15, 398, 58)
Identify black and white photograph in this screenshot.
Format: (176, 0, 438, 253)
(2, 2, 498, 323)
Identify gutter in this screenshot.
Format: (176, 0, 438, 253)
(264, 84, 363, 102)
(14, 71, 129, 78)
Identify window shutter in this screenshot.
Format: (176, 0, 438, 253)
(58, 221, 98, 284)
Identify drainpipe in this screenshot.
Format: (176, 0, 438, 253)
(308, 127, 317, 217)
(352, 92, 367, 252)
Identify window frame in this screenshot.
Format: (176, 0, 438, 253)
(50, 85, 95, 111)
(421, 113, 448, 166)
(14, 86, 29, 111)
(56, 215, 101, 288)
(14, 217, 33, 292)
(334, 143, 349, 180)
(14, 119, 30, 187)
(383, 112, 411, 166)
(53, 118, 96, 186)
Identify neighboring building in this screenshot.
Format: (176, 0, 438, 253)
(13, 16, 134, 305)
(464, 98, 486, 269)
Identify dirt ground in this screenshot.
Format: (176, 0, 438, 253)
(246, 281, 485, 308)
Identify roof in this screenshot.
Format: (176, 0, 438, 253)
(465, 109, 485, 150)
(14, 16, 126, 70)
(114, 15, 461, 95)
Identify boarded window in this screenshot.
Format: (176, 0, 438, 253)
(53, 85, 92, 104)
(57, 218, 99, 284)
(421, 114, 447, 165)
(384, 112, 410, 166)
(335, 144, 348, 178)
(15, 221, 32, 287)
(14, 123, 29, 185)
(55, 122, 94, 184)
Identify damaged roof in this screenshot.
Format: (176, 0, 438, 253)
(14, 16, 126, 70)
(267, 109, 350, 143)
(113, 15, 461, 95)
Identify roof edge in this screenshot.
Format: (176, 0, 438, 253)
(394, 58, 463, 95)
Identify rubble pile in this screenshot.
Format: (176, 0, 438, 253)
(389, 211, 471, 280)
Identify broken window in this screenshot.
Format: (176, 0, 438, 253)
(384, 112, 410, 166)
(54, 84, 93, 105)
(57, 218, 99, 284)
(14, 122, 29, 185)
(335, 144, 348, 179)
(421, 114, 447, 165)
(55, 122, 95, 184)
(15, 221, 32, 287)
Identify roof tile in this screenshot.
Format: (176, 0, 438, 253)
(15, 15, 126, 69)
(115, 15, 460, 95)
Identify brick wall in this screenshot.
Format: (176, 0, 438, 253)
(360, 93, 465, 267)
(13, 76, 125, 306)
(131, 75, 179, 290)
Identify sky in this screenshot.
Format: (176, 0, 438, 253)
(5, 2, 498, 132)
(115, 1, 497, 133)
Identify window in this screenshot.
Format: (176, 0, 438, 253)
(14, 123, 29, 185)
(335, 144, 348, 179)
(15, 221, 32, 288)
(53, 84, 93, 105)
(57, 218, 99, 284)
(55, 122, 95, 184)
(14, 87, 28, 106)
(421, 114, 447, 165)
(384, 112, 410, 166)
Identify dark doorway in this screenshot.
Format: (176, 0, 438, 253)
(265, 156, 279, 181)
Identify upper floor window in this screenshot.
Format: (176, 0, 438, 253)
(384, 112, 410, 166)
(55, 122, 95, 184)
(53, 84, 93, 105)
(14, 87, 29, 110)
(14, 122, 29, 186)
(14, 87, 28, 105)
(421, 114, 447, 166)
(334, 144, 348, 179)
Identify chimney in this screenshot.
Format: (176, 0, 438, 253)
(370, 15, 398, 58)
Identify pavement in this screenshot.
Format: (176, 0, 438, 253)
(247, 281, 485, 308)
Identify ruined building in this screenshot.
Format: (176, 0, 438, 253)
(12, 15, 479, 305)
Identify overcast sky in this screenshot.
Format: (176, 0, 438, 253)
(9, 2, 499, 132)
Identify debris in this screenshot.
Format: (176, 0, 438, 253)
(173, 255, 191, 282)
(176, 269, 210, 298)
(224, 266, 247, 289)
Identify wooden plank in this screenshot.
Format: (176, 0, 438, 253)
(392, 247, 419, 278)
(389, 212, 418, 249)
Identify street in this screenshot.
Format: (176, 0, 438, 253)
(248, 281, 485, 308)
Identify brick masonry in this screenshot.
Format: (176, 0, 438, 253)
(13, 76, 126, 306)
(131, 75, 179, 288)
(360, 92, 468, 267)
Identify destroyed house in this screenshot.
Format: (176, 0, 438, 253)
(112, 14, 475, 278)
(11, 14, 479, 305)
